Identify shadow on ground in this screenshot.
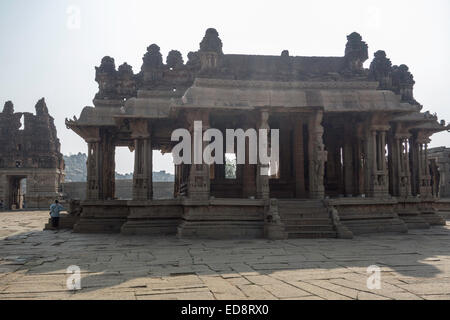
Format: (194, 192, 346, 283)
(0, 211, 449, 300)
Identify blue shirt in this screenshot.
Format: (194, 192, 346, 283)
(50, 203, 64, 217)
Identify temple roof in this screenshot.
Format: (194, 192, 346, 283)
(177, 78, 416, 113)
(66, 28, 449, 141)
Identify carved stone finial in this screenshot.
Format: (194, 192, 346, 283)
(2, 101, 14, 115)
(392, 64, 416, 103)
(35, 98, 49, 116)
(96, 56, 116, 74)
(142, 44, 163, 70)
(118, 63, 133, 78)
(186, 51, 201, 69)
(95, 56, 118, 100)
(117, 63, 136, 98)
(344, 32, 368, 72)
(166, 50, 184, 69)
(199, 28, 223, 54)
(392, 64, 415, 86)
(368, 50, 393, 89)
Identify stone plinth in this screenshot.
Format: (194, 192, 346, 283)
(328, 198, 408, 235)
(121, 199, 183, 235)
(177, 199, 265, 239)
(73, 200, 129, 233)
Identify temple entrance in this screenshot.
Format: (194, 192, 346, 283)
(7, 175, 26, 210)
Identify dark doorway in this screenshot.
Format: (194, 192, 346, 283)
(7, 176, 26, 210)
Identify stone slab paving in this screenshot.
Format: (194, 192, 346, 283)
(0, 211, 449, 300)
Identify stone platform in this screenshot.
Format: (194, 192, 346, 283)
(0, 211, 449, 300)
(70, 198, 446, 239)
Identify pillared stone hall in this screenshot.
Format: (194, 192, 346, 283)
(65, 29, 449, 239)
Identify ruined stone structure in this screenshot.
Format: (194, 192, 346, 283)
(0, 99, 65, 209)
(428, 147, 450, 198)
(66, 29, 448, 238)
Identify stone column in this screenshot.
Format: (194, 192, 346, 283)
(293, 118, 305, 198)
(418, 137, 432, 198)
(308, 110, 327, 199)
(242, 124, 257, 198)
(343, 127, 355, 196)
(187, 112, 210, 200)
(256, 111, 270, 199)
(391, 134, 412, 198)
(0, 173, 5, 208)
(86, 139, 101, 200)
(409, 137, 419, 196)
(131, 120, 153, 201)
(101, 130, 116, 200)
(366, 126, 389, 197)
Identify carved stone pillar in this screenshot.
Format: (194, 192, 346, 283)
(366, 126, 389, 197)
(86, 140, 101, 200)
(390, 134, 412, 198)
(85, 128, 115, 201)
(256, 111, 270, 199)
(242, 124, 257, 199)
(293, 118, 305, 198)
(308, 110, 326, 199)
(409, 137, 419, 196)
(131, 120, 153, 201)
(101, 130, 116, 200)
(187, 112, 210, 200)
(343, 126, 355, 196)
(418, 137, 432, 198)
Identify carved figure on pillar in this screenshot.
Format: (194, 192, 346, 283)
(308, 111, 327, 199)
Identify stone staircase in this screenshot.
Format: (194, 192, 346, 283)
(277, 199, 337, 238)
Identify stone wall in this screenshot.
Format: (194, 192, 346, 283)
(62, 180, 174, 200)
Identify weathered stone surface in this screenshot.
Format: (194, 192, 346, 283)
(0, 211, 449, 300)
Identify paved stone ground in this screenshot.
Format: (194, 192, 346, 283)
(0, 211, 449, 300)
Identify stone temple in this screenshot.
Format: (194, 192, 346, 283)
(66, 29, 449, 239)
(0, 99, 65, 209)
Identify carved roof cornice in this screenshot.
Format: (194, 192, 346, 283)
(192, 78, 379, 90)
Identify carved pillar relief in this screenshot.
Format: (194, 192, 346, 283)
(308, 110, 326, 199)
(366, 125, 389, 197)
(85, 128, 101, 200)
(417, 135, 432, 199)
(389, 131, 412, 198)
(131, 120, 153, 201)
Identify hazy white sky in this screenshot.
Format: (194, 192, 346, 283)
(0, 0, 449, 174)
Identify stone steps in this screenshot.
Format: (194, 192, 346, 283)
(285, 224, 334, 232)
(282, 218, 332, 225)
(277, 200, 337, 239)
(287, 231, 338, 239)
